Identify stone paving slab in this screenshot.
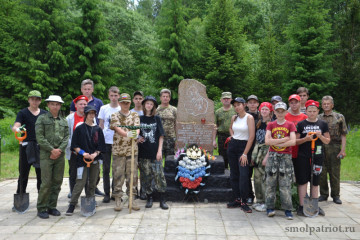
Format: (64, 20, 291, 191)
(0, 179, 360, 239)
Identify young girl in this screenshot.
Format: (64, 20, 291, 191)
(66, 105, 106, 216)
(226, 97, 255, 213)
(138, 96, 168, 210)
(251, 102, 273, 212)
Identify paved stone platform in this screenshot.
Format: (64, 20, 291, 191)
(0, 179, 359, 240)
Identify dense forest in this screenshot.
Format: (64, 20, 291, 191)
(0, 0, 359, 123)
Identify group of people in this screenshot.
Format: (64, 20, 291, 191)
(213, 88, 347, 219)
(12, 80, 347, 220)
(12, 80, 178, 219)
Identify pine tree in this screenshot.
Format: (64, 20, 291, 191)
(284, 0, 337, 100)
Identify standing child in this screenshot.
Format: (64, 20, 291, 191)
(138, 96, 168, 210)
(295, 100, 330, 216)
(252, 102, 273, 212)
(66, 105, 106, 216)
(265, 102, 296, 220)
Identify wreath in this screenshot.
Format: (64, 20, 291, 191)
(175, 144, 215, 194)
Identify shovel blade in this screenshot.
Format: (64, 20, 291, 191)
(80, 196, 96, 217)
(13, 193, 29, 214)
(303, 197, 319, 217)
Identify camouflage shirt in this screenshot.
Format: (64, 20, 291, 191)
(110, 111, 140, 157)
(319, 111, 348, 144)
(215, 106, 236, 134)
(156, 105, 177, 138)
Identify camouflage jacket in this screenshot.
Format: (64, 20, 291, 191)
(110, 111, 140, 157)
(319, 111, 348, 144)
(156, 105, 177, 138)
(215, 106, 236, 134)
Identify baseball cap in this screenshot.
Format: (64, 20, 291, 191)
(271, 95, 282, 102)
(28, 90, 41, 98)
(221, 92, 232, 99)
(84, 105, 97, 114)
(119, 93, 131, 102)
(160, 89, 171, 96)
(288, 94, 301, 102)
(231, 97, 246, 105)
(142, 96, 158, 108)
(305, 100, 319, 108)
(274, 102, 287, 111)
(247, 95, 259, 102)
(133, 91, 144, 97)
(45, 95, 64, 104)
(259, 102, 273, 112)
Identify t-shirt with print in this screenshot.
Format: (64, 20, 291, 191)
(156, 105, 177, 138)
(266, 120, 296, 154)
(255, 121, 267, 144)
(285, 112, 308, 158)
(110, 111, 140, 157)
(15, 108, 47, 142)
(296, 119, 329, 160)
(98, 104, 121, 144)
(138, 115, 165, 159)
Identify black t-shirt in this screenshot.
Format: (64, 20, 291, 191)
(71, 123, 106, 167)
(297, 119, 329, 159)
(138, 115, 165, 159)
(15, 108, 47, 142)
(255, 121, 267, 144)
(247, 110, 259, 123)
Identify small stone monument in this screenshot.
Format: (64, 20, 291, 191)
(176, 79, 216, 152)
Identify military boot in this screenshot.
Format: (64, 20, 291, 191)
(130, 198, 140, 211)
(114, 197, 123, 211)
(145, 194, 153, 208)
(159, 193, 169, 210)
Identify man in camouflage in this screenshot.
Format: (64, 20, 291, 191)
(213, 92, 236, 169)
(318, 95, 348, 204)
(110, 93, 140, 211)
(156, 89, 177, 158)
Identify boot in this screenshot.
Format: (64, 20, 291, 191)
(130, 198, 140, 211)
(114, 197, 123, 211)
(140, 187, 147, 200)
(145, 194, 153, 208)
(159, 193, 169, 210)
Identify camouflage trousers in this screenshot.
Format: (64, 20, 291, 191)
(320, 144, 341, 198)
(138, 158, 167, 194)
(163, 137, 175, 159)
(112, 155, 138, 198)
(252, 143, 268, 203)
(265, 152, 294, 210)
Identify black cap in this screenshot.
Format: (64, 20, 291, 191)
(133, 91, 144, 97)
(231, 97, 246, 105)
(84, 105, 97, 114)
(142, 96, 158, 108)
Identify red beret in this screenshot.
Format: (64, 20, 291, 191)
(288, 94, 301, 102)
(73, 95, 88, 104)
(305, 100, 319, 108)
(259, 102, 273, 112)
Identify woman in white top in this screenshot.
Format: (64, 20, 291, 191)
(226, 97, 255, 213)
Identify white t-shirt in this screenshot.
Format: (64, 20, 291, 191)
(98, 104, 121, 144)
(130, 108, 143, 116)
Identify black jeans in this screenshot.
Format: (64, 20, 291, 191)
(227, 138, 250, 201)
(68, 152, 77, 193)
(101, 144, 113, 195)
(17, 144, 41, 193)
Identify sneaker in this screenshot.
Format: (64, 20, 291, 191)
(285, 210, 293, 220)
(48, 208, 61, 216)
(318, 207, 325, 216)
(95, 188, 105, 197)
(37, 211, 49, 219)
(241, 203, 252, 213)
(255, 203, 267, 212)
(318, 195, 328, 202)
(227, 199, 241, 208)
(246, 198, 254, 206)
(252, 203, 261, 209)
(297, 206, 304, 216)
(66, 204, 75, 216)
(333, 197, 342, 204)
(267, 209, 275, 217)
(67, 192, 72, 199)
(103, 195, 111, 203)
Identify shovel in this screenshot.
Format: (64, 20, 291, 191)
(14, 129, 30, 214)
(81, 157, 96, 217)
(303, 132, 319, 217)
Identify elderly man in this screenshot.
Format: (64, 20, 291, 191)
(318, 96, 348, 204)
